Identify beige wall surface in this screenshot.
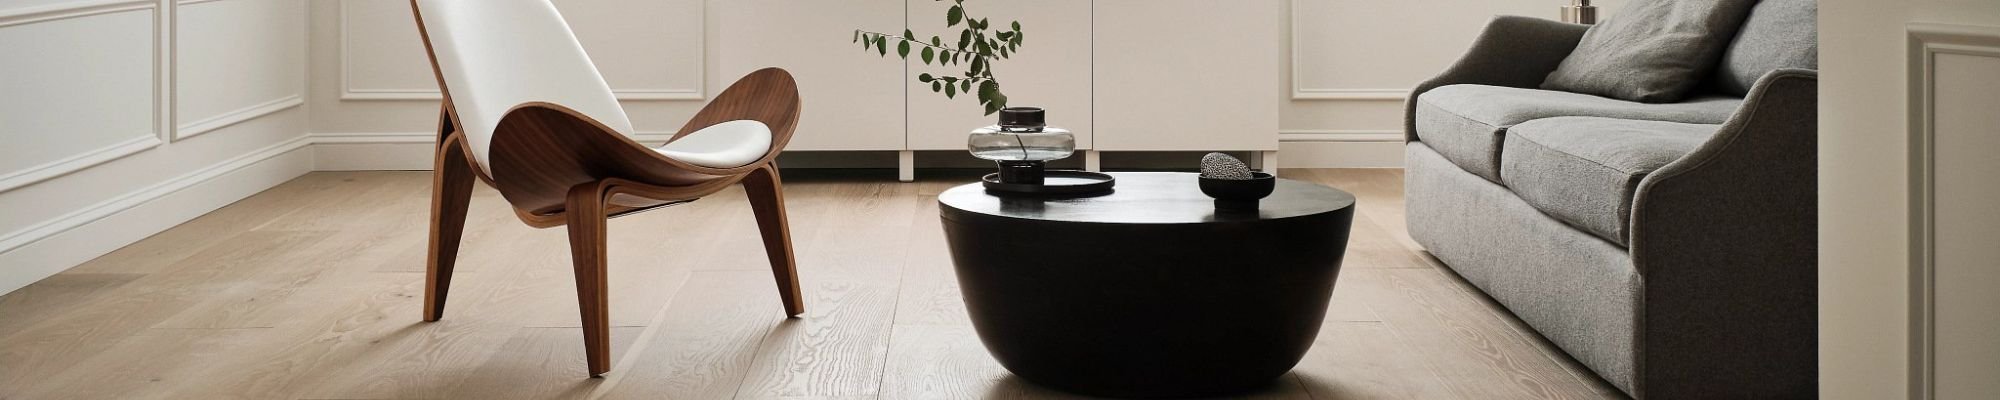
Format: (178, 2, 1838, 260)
(1820, 0, 2000, 398)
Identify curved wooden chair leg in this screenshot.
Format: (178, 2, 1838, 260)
(744, 163, 805, 317)
(424, 136, 475, 322)
(565, 181, 614, 376)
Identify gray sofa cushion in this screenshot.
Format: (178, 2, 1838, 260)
(1413, 84, 1741, 182)
(1405, 142, 1643, 394)
(1541, 0, 1759, 103)
(1500, 117, 1719, 245)
(1715, 0, 1818, 95)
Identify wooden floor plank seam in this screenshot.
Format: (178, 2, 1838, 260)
(585, 268, 701, 400)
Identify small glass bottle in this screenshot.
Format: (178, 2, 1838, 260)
(968, 107, 1074, 185)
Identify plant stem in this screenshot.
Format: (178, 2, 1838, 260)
(855, 30, 1002, 59)
(860, 30, 1001, 85)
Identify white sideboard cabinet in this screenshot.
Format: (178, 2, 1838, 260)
(904, 0, 1094, 153)
(715, 0, 1278, 180)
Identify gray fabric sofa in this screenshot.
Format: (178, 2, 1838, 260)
(1401, 13, 1817, 400)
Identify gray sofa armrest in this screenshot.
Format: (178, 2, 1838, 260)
(1627, 68, 1818, 398)
(1403, 16, 1590, 141)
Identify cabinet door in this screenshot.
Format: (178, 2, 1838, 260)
(1092, 0, 1281, 151)
(904, 0, 1092, 151)
(718, 0, 905, 151)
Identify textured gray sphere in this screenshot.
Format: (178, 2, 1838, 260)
(1199, 152, 1255, 180)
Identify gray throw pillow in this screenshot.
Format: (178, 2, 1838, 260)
(1541, 0, 1760, 103)
(1714, 0, 1818, 95)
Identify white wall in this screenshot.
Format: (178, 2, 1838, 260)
(0, 0, 311, 294)
(1820, 0, 2000, 398)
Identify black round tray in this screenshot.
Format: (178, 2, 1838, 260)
(982, 170, 1115, 197)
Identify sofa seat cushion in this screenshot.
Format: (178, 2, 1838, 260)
(1415, 84, 1741, 182)
(1500, 117, 1719, 245)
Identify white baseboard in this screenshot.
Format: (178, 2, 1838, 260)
(1279, 130, 1405, 168)
(0, 136, 315, 294)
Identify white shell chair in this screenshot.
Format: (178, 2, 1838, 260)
(410, 0, 805, 376)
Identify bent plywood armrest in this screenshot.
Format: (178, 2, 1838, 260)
(676, 67, 803, 151)
(488, 68, 802, 217)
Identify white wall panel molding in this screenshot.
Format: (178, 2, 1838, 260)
(176, 95, 305, 139)
(0, 0, 154, 26)
(336, 0, 706, 101)
(0, 136, 164, 193)
(174, 0, 305, 141)
(1, 0, 314, 297)
(0, 2, 160, 192)
(0, 133, 312, 254)
(1288, 0, 1408, 101)
(158, 0, 175, 145)
(1905, 22, 2000, 400)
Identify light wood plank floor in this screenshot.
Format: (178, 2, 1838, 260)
(0, 169, 1625, 400)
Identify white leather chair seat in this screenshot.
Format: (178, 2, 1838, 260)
(655, 120, 773, 168)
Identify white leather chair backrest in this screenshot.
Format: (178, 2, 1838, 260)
(415, 0, 635, 176)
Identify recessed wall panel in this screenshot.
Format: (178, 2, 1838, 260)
(1931, 51, 2000, 400)
(0, 7, 156, 186)
(176, 0, 305, 139)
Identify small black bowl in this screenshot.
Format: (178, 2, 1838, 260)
(1198, 172, 1276, 211)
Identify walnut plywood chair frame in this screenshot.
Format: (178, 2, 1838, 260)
(410, 0, 804, 377)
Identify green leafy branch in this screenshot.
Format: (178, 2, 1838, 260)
(854, 0, 1024, 115)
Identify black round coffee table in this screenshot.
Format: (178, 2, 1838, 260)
(938, 172, 1356, 398)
